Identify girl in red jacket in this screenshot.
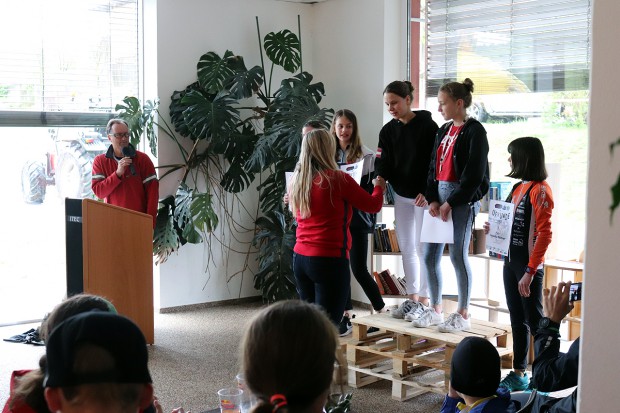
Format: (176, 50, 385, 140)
(289, 129, 385, 324)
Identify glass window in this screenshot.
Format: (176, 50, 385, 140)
(0, 0, 140, 325)
(421, 0, 590, 261)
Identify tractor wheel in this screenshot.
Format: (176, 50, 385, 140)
(56, 143, 99, 200)
(21, 161, 47, 204)
(469, 102, 488, 122)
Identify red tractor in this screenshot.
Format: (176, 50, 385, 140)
(21, 128, 109, 203)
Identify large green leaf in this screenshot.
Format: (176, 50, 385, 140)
(276, 72, 326, 104)
(218, 125, 259, 193)
(226, 65, 264, 100)
(252, 210, 298, 302)
(191, 191, 219, 233)
(169, 82, 202, 138)
(181, 90, 240, 142)
(153, 197, 181, 265)
(244, 132, 278, 173)
(116, 97, 159, 157)
(256, 157, 298, 213)
(197, 50, 238, 94)
(264, 30, 301, 73)
(174, 184, 202, 244)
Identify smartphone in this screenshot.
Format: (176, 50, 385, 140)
(569, 282, 582, 302)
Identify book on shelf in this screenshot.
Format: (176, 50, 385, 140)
(380, 227, 391, 252)
(387, 228, 399, 253)
(376, 269, 407, 296)
(373, 271, 386, 295)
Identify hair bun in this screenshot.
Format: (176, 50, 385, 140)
(404, 80, 414, 93)
(462, 78, 474, 93)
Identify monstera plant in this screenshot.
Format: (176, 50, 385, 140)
(118, 18, 333, 301)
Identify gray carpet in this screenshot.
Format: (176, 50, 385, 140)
(0, 301, 443, 412)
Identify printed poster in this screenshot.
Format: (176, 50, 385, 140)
(486, 200, 515, 255)
(339, 159, 364, 184)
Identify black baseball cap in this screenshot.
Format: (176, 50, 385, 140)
(43, 311, 152, 387)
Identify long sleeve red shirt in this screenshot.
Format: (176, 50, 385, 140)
(92, 145, 159, 227)
(293, 170, 383, 258)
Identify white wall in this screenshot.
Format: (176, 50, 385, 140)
(313, 0, 407, 304)
(156, 0, 317, 307)
(155, 0, 407, 308)
(579, 0, 620, 410)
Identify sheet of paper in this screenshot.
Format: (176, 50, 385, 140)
(420, 209, 454, 244)
(285, 171, 294, 190)
(486, 200, 515, 255)
(339, 159, 364, 184)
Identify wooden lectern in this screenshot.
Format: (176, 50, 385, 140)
(79, 199, 154, 344)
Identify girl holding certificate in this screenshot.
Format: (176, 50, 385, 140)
(412, 78, 490, 332)
(488, 137, 554, 391)
(289, 129, 385, 325)
(331, 109, 387, 336)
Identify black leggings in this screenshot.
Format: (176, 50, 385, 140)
(345, 230, 385, 312)
(503, 262, 544, 370)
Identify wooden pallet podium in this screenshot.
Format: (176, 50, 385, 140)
(65, 198, 154, 344)
(345, 313, 513, 401)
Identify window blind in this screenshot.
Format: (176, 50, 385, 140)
(426, 0, 591, 95)
(0, 0, 139, 126)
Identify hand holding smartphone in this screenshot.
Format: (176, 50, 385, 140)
(569, 282, 582, 302)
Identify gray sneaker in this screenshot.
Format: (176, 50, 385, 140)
(390, 300, 416, 319)
(411, 308, 444, 328)
(437, 312, 471, 332)
(404, 302, 428, 321)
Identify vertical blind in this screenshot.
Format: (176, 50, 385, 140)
(0, 0, 139, 125)
(426, 0, 591, 95)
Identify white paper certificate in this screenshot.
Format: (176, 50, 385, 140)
(339, 159, 364, 184)
(486, 200, 515, 255)
(420, 209, 454, 244)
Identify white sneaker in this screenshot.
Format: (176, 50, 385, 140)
(390, 299, 416, 319)
(404, 302, 428, 321)
(437, 312, 471, 332)
(411, 308, 444, 328)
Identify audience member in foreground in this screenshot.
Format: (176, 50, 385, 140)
(42, 311, 154, 413)
(4, 294, 117, 413)
(241, 300, 344, 413)
(441, 336, 520, 413)
(522, 281, 578, 412)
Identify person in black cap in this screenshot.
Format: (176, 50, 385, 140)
(42, 311, 154, 413)
(441, 336, 520, 413)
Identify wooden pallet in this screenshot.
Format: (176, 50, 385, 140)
(346, 313, 513, 401)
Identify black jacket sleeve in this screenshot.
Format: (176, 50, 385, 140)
(446, 121, 489, 207)
(375, 125, 392, 182)
(532, 332, 579, 392)
(425, 125, 445, 204)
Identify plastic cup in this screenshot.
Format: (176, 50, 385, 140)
(218, 388, 243, 413)
(236, 373, 257, 413)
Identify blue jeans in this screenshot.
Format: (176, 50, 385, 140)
(293, 253, 351, 325)
(424, 181, 479, 310)
(503, 261, 544, 370)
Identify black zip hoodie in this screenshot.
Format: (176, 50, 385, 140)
(426, 118, 490, 206)
(375, 110, 438, 199)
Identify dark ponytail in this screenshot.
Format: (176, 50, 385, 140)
(383, 80, 415, 101)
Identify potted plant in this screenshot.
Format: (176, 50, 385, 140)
(118, 17, 333, 300)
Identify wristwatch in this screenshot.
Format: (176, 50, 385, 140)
(538, 317, 561, 332)
(525, 266, 537, 275)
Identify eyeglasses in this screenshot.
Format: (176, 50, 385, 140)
(110, 132, 130, 138)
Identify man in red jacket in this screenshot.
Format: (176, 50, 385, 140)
(92, 119, 159, 227)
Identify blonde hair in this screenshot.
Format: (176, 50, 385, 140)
(330, 109, 362, 164)
(289, 129, 338, 219)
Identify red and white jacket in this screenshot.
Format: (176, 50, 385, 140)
(293, 170, 383, 259)
(92, 145, 159, 227)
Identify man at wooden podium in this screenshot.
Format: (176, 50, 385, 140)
(92, 119, 159, 227)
